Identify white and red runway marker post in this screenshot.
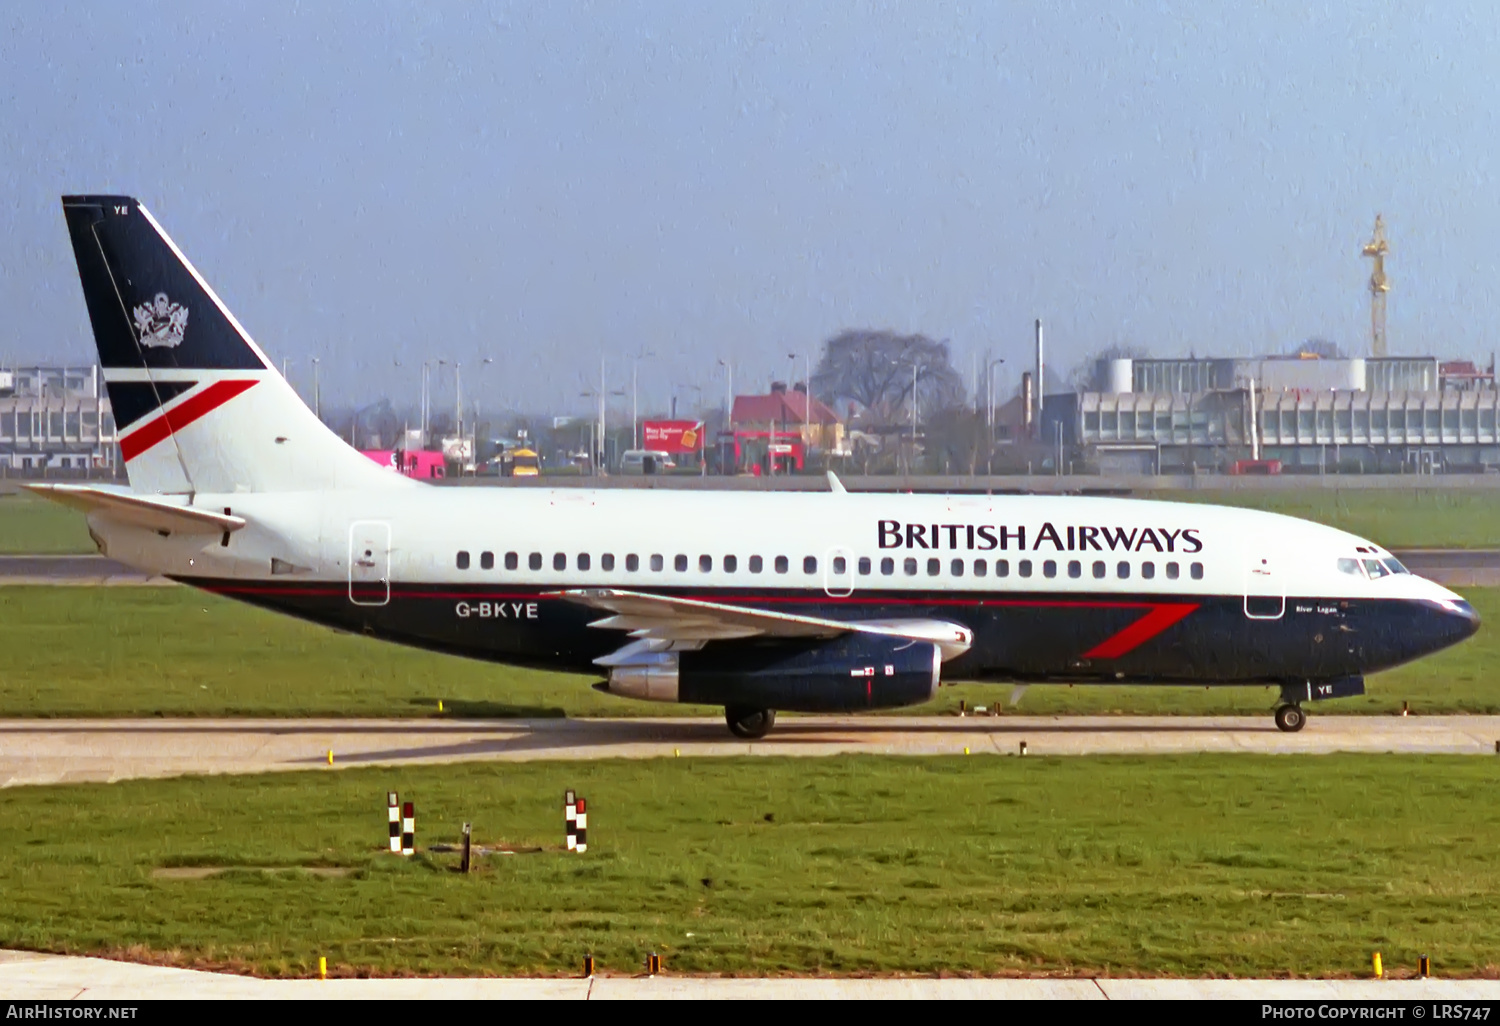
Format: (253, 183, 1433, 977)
(565, 790, 588, 853)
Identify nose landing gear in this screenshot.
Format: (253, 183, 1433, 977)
(1273, 703, 1306, 733)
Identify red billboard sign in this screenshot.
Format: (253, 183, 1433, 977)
(642, 420, 704, 454)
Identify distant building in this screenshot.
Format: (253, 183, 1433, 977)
(729, 382, 845, 473)
(0, 364, 118, 473)
(1069, 354, 1500, 474)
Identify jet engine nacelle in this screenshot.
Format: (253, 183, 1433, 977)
(602, 634, 941, 712)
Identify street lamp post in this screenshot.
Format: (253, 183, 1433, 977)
(986, 357, 1006, 429)
(631, 350, 655, 451)
(717, 357, 734, 418)
(582, 355, 625, 475)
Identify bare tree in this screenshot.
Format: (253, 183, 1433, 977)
(1294, 337, 1345, 359)
(811, 330, 966, 421)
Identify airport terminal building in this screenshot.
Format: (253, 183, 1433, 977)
(1063, 355, 1500, 475)
(0, 365, 118, 474)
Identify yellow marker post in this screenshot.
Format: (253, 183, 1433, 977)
(964, 747, 970, 756)
(318, 956, 327, 980)
(326, 749, 334, 766)
(674, 748, 680, 757)
(1373, 952, 1383, 978)
(438, 699, 444, 713)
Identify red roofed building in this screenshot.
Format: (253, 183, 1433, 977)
(729, 382, 846, 473)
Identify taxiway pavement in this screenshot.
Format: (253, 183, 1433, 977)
(2, 949, 1497, 999)
(2, 715, 1497, 786)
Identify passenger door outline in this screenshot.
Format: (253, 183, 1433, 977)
(1243, 550, 1284, 620)
(348, 520, 391, 607)
(824, 546, 854, 598)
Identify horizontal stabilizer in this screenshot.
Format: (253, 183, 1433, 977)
(25, 484, 246, 535)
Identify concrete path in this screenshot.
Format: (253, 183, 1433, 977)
(2, 715, 1498, 786)
(0, 554, 162, 585)
(1, 950, 1496, 999)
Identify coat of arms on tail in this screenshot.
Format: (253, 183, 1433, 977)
(132, 292, 188, 348)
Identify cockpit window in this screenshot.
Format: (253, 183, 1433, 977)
(1337, 558, 1362, 576)
(1382, 557, 1410, 576)
(1362, 559, 1390, 579)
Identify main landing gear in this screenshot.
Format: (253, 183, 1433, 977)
(726, 706, 776, 739)
(1273, 703, 1306, 733)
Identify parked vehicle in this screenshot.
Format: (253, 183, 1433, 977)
(619, 449, 676, 474)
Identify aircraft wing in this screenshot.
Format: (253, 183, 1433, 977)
(550, 587, 973, 661)
(25, 484, 247, 535)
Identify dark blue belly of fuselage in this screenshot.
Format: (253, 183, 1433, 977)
(180, 578, 1479, 687)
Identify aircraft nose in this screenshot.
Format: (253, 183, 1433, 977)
(1443, 598, 1482, 640)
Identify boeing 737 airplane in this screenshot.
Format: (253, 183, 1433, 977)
(33, 195, 1480, 737)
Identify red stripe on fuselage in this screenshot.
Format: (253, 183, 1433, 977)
(119, 379, 259, 461)
(1081, 603, 1199, 659)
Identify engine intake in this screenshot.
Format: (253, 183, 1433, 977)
(603, 634, 941, 712)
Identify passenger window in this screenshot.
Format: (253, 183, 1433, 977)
(881, 557, 895, 575)
(626, 554, 639, 572)
(480, 551, 494, 570)
(833, 557, 846, 574)
(1117, 561, 1130, 579)
(903, 558, 918, 576)
(529, 552, 543, 571)
(1092, 561, 1105, 579)
(994, 559, 1008, 577)
(749, 555, 763, 573)
(1067, 560, 1081, 579)
(1362, 559, 1389, 579)
(1165, 562, 1179, 580)
(724, 555, 737, 573)
(699, 555, 712, 572)
(650, 554, 664, 572)
(577, 553, 590, 571)
(675, 555, 688, 572)
(456, 551, 470, 570)
(858, 557, 871, 575)
(804, 556, 818, 574)
(927, 558, 940, 576)
(775, 556, 789, 574)
(1190, 562, 1204, 580)
(1043, 560, 1057, 579)
(553, 553, 567, 571)
(974, 559, 988, 577)
(505, 552, 518, 570)
(1337, 558, 1362, 576)
(1018, 560, 1032, 578)
(951, 558, 964, 577)
(1141, 562, 1154, 579)
(601, 554, 615, 571)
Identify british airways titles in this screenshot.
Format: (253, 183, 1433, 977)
(876, 520, 1204, 554)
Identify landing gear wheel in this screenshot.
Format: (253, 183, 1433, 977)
(1274, 704, 1306, 733)
(725, 706, 776, 739)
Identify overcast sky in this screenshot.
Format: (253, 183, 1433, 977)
(3, 1, 1498, 415)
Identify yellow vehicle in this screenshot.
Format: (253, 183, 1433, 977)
(500, 448, 541, 477)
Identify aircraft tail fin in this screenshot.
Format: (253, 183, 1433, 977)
(59, 195, 409, 495)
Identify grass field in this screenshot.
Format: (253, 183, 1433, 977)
(0, 491, 93, 553)
(0, 755, 1495, 978)
(0, 585, 1496, 718)
(1151, 489, 1500, 550)
(3, 487, 1500, 555)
